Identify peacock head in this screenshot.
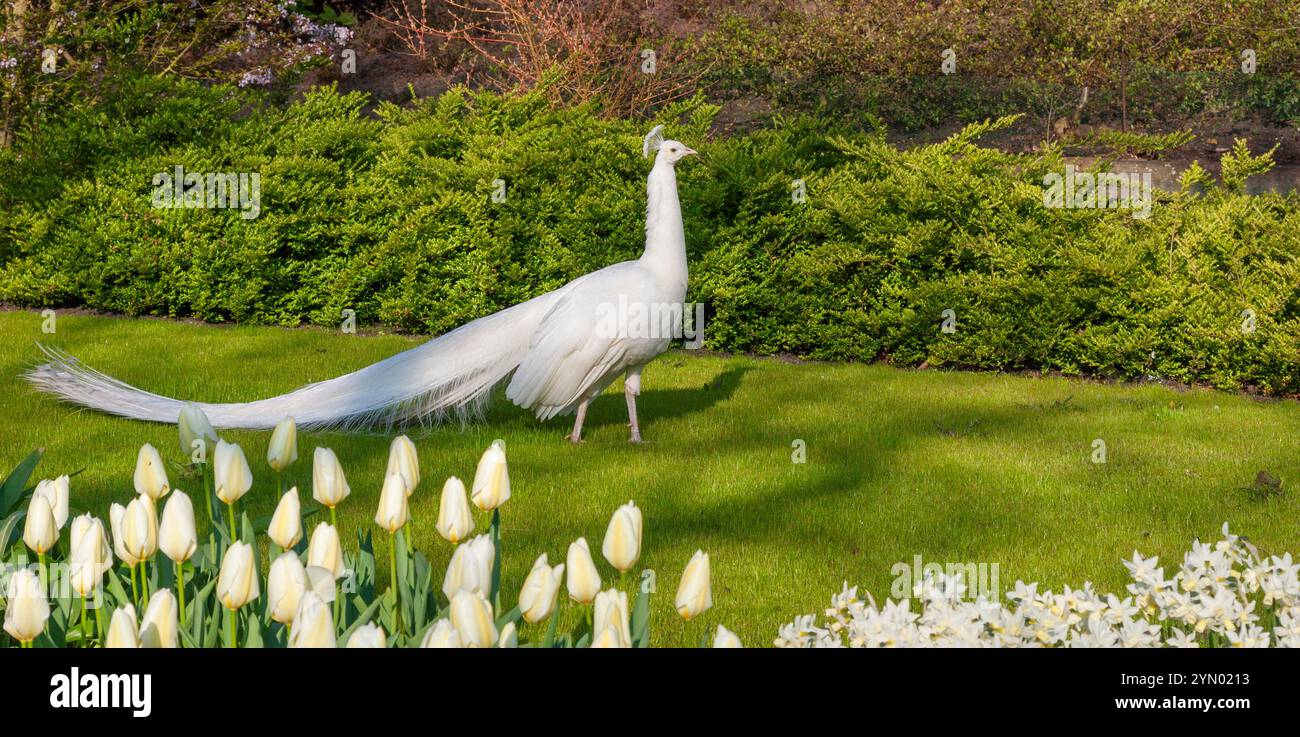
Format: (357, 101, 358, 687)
(642, 125, 697, 165)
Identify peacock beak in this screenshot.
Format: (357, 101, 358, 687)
(682, 147, 698, 157)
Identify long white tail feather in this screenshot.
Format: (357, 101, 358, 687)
(25, 290, 568, 431)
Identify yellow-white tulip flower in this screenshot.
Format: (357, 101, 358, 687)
(594, 589, 631, 646)
(441, 534, 493, 600)
(498, 621, 518, 648)
(122, 496, 157, 562)
(311, 447, 350, 509)
(470, 440, 510, 511)
(420, 619, 462, 648)
(140, 589, 179, 648)
(374, 471, 409, 533)
(518, 553, 564, 624)
(68, 514, 110, 596)
(713, 624, 743, 648)
(267, 487, 303, 549)
(22, 494, 58, 555)
(34, 475, 70, 529)
(217, 541, 259, 610)
(386, 435, 420, 495)
(214, 440, 253, 505)
(288, 592, 336, 648)
(307, 522, 345, 579)
(305, 565, 337, 603)
(435, 476, 474, 544)
(346, 623, 387, 649)
(601, 500, 642, 573)
(590, 624, 628, 648)
(109, 503, 139, 567)
(450, 589, 497, 648)
(566, 537, 601, 604)
(3, 569, 49, 644)
(674, 550, 713, 621)
(133, 443, 170, 501)
(267, 552, 308, 625)
(158, 491, 197, 563)
(178, 402, 219, 459)
(105, 605, 139, 648)
(266, 416, 298, 472)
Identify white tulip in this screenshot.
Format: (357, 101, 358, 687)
(386, 435, 419, 495)
(104, 605, 139, 648)
(217, 541, 259, 610)
(22, 494, 58, 555)
(450, 589, 497, 648)
(288, 592, 336, 648)
(590, 624, 628, 648)
(566, 537, 601, 604)
(34, 475, 70, 529)
(158, 491, 197, 563)
(307, 522, 345, 579)
(109, 503, 139, 566)
(420, 619, 462, 648)
(435, 476, 474, 544)
(68, 514, 109, 596)
(498, 621, 518, 648)
(305, 565, 337, 603)
(674, 550, 713, 621)
(266, 416, 299, 472)
(470, 439, 510, 511)
(3, 569, 49, 644)
(346, 623, 387, 648)
(267, 487, 303, 549)
(311, 447, 350, 509)
(442, 534, 493, 600)
(122, 496, 157, 561)
(178, 402, 219, 460)
(374, 471, 409, 533)
(713, 624, 743, 648)
(601, 500, 642, 573)
(518, 553, 564, 624)
(140, 589, 179, 648)
(214, 440, 253, 505)
(594, 589, 631, 646)
(266, 552, 308, 624)
(133, 443, 170, 500)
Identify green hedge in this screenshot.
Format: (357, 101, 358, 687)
(2, 77, 1298, 395)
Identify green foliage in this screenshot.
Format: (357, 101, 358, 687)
(2, 79, 1299, 395)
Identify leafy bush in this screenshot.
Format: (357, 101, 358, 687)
(2, 78, 1298, 395)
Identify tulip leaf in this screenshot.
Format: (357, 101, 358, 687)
(0, 448, 42, 516)
(630, 584, 651, 649)
(339, 596, 383, 646)
(489, 509, 502, 612)
(494, 605, 521, 632)
(542, 606, 559, 648)
(0, 510, 25, 553)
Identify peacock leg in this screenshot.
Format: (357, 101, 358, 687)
(567, 400, 588, 443)
(625, 370, 644, 443)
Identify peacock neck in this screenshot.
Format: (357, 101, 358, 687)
(640, 160, 688, 286)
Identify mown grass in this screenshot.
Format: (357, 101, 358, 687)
(2, 310, 1299, 646)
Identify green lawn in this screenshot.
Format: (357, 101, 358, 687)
(2, 309, 1299, 647)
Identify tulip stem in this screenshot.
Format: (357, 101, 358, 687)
(81, 597, 90, 647)
(139, 560, 149, 606)
(129, 563, 139, 608)
(226, 502, 237, 541)
(37, 552, 46, 592)
(330, 505, 337, 529)
(176, 561, 187, 625)
(228, 608, 237, 648)
(201, 462, 214, 526)
(389, 530, 401, 636)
